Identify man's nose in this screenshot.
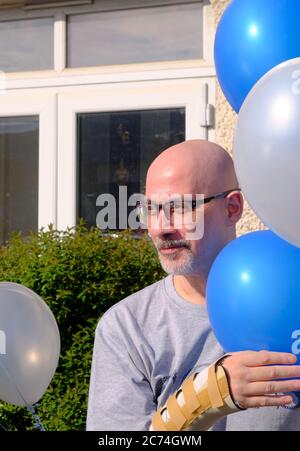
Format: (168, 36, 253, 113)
(148, 208, 178, 238)
(156, 207, 177, 231)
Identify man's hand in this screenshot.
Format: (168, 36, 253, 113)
(222, 350, 300, 409)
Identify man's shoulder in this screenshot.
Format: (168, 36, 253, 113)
(99, 275, 169, 326)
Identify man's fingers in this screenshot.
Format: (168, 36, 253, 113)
(223, 351, 300, 410)
(245, 379, 300, 396)
(247, 365, 300, 382)
(238, 350, 297, 367)
(245, 395, 293, 409)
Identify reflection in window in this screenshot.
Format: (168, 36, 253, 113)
(0, 18, 53, 72)
(68, 3, 203, 67)
(77, 108, 185, 229)
(0, 117, 39, 242)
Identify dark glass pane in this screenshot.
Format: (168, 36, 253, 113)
(0, 116, 39, 242)
(68, 3, 203, 67)
(77, 108, 185, 229)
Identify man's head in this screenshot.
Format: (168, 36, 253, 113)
(145, 140, 243, 278)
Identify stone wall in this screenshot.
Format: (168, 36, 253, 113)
(210, 0, 266, 236)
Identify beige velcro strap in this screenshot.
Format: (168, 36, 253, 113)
(152, 408, 179, 431)
(151, 410, 168, 431)
(151, 360, 234, 432)
(207, 364, 224, 408)
(195, 384, 210, 414)
(217, 368, 230, 400)
(166, 394, 188, 430)
(181, 377, 201, 417)
(162, 417, 179, 432)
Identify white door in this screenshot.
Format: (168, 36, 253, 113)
(0, 93, 56, 241)
(57, 79, 211, 229)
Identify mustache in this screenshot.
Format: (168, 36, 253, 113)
(155, 238, 191, 251)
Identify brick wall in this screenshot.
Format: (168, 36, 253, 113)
(210, 0, 266, 236)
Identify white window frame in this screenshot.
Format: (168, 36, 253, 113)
(1, 0, 215, 89)
(0, 93, 57, 229)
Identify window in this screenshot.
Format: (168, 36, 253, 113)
(0, 116, 39, 242)
(0, 18, 54, 72)
(77, 108, 185, 229)
(67, 3, 203, 67)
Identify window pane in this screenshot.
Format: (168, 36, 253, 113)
(77, 108, 185, 229)
(0, 18, 53, 72)
(0, 117, 39, 242)
(68, 3, 203, 67)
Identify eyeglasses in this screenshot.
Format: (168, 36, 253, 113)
(135, 188, 241, 227)
(198, 188, 241, 205)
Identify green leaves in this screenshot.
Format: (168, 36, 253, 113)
(0, 225, 165, 430)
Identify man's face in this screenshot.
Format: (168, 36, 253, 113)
(145, 183, 228, 276)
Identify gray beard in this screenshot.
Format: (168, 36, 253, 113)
(158, 251, 197, 275)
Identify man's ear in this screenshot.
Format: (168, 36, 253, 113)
(226, 192, 244, 225)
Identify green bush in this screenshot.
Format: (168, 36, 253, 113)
(0, 225, 165, 431)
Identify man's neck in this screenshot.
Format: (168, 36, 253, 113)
(173, 274, 206, 305)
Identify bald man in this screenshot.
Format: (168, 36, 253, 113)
(87, 140, 300, 431)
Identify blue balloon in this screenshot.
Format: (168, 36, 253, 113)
(214, 0, 300, 112)
(206, 230, 300, 364)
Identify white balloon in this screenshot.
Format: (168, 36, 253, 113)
(234, 57, 300, 247)
(0, 283, 60, 406)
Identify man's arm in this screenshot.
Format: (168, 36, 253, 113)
(87, 314, 156, 431)
(151, 351, 300, 431)
(150, 355, 240, 431)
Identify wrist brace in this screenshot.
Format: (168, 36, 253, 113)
(150, 356, 242, 431)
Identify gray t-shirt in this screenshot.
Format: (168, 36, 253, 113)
(86, 275, 300, 431)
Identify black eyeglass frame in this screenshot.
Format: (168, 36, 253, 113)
(200, 188, 242, 206)
(136, 188, 241, 212)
